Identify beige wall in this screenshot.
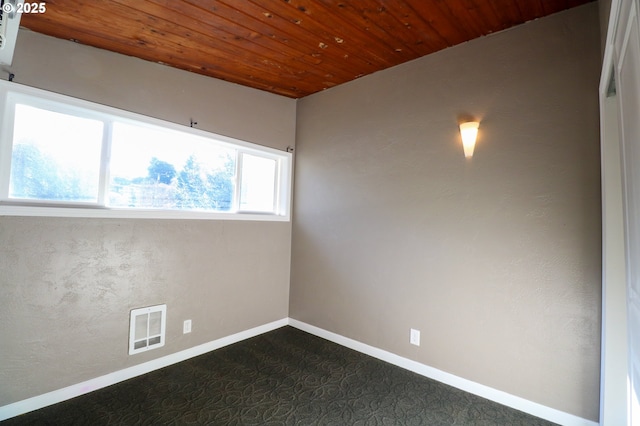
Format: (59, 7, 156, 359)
(290, 3, 602, 421)
(0, 30, 295, 405)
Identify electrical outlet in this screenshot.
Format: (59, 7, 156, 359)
(410, 328, 420, 346)
(183, 319, 192, 334)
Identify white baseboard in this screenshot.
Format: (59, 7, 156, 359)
(288, 319, 598, 426)
(0, 318, 288, 421)
(1, 317, 599, 426)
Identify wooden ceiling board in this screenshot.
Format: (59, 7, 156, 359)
(484, 1, 524, 30)
(203, 0, 383, 91)
(36, 1, 310, 95)
(28, 12, 304, 96)
(248, 0, 394, 69)
(149, 0, 330, 73)
(402, 1, 471, 46)
(109, 1, 310, 82)
(19, 0, 596, 98)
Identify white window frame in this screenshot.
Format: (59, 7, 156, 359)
(0, 80, 292, 221)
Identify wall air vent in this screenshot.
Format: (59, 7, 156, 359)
(0, 0, 23, 66)
(129, 304, 167, 355)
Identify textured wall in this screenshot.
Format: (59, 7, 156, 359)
(290, 4, 601, 421)
(0, 30, 295, 405)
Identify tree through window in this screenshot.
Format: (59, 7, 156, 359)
(0, 82, 291, 220)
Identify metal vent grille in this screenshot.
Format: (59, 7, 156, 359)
(129, 304, 166, 355)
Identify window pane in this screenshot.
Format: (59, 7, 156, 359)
(9, 104, 104, 202)
(108, 122, 237, 211)
(134, 313, 148, 341)
(148, 311, 162, 336)
(240, 153, 277, 212)
(134, 340, 147, 350)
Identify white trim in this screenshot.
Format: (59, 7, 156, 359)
(0, 318, 288, 421)
(600, 26, 616, 97)
(599, 1, 631, 422)
(0, 317, 597, 425)
(618, 2, 638, 71)
(0, 205, 290, 221)
(288, 319, 598, 426)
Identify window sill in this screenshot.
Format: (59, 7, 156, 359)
(0, 204, 290, 221)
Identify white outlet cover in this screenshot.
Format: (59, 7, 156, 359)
(183, 320, 192, 334)
(410, 328, 420, 346)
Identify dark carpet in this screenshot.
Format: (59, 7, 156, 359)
(3, 326, 556, 425)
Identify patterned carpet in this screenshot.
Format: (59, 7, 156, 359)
(4, 326, 555, 425)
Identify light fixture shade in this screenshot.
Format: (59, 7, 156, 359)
(459, 121, 479, 158)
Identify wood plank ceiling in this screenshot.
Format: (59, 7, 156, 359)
(20, 0, 595, 98)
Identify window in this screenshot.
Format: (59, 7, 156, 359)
(108, 121, 237, 212)
(10, 104, 104, 203)
(239, 153, 277, 212)
(0, 81, 292, 220)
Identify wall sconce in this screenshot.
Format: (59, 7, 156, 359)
(459, 121, 479, 158)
